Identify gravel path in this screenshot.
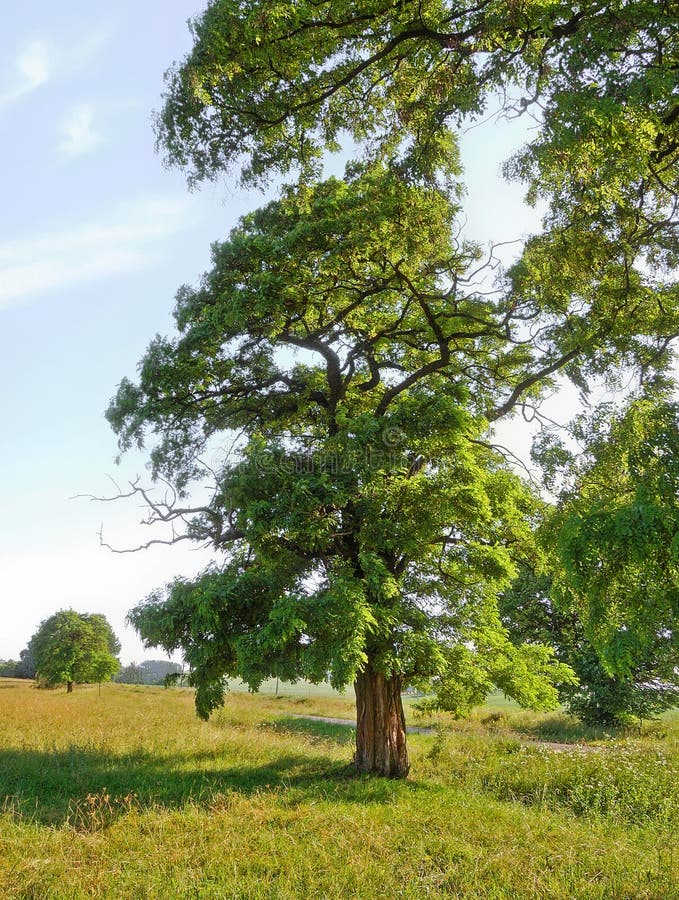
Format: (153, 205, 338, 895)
(293, 714, 433, 734)
(292, 714, 600, 751)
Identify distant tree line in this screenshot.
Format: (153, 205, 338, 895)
(0, 648, 35, 679)
(114, 659, 184, 686)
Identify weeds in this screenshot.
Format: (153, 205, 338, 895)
(66, 790, 139, 832)
(481, 745, 678, 826)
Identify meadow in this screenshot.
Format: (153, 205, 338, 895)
(0, 678, 676, 899)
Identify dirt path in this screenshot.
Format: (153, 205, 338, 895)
(292, 714, 600, 751)
(293, 714, 433, 734)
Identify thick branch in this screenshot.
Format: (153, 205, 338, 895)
(486, 347, 581, 423)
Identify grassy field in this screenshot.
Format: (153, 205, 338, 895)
(0, 679, 677, 899)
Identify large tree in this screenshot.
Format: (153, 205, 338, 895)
(108, 1, 678, 776)
(29, 610, 121, 693)
(114, 157, 662, 775)
(114, 161, 581, 776)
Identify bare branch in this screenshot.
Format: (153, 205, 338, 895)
(97, 525, 199, 555)
(466, 437, 540, 487)
(76, 477, 244, 554)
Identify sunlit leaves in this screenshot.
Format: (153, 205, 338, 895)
(119, 1, 678, 723)
(553, 399, 679, 676)
(29, 611, 121, 690)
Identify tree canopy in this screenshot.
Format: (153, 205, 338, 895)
(547, 398, 679, 678)
(29, 610, 121, 692)
(153, 0, 679, 401)
(159, 1, 678, 287)
(109, 0, 678, 775)
(500, 563, 679, 726)
(159, 1, 677, 208)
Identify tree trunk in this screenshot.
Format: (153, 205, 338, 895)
(66, 681, 73, 693)
(354, 666, 409, 777)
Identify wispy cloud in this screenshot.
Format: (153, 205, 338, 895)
(0, 25, 113, 114)
(58, 103, 105, 159)
(0, 196, 194, 308)
(0, 39, 51, 109)
(17, 39, 50, 86)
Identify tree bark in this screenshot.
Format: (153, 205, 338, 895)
(354, 666, 409, 777)
(66, 681, 73, 693)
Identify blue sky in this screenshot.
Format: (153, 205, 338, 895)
(0, 2, 545, 664)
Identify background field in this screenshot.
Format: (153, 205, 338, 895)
(0, 678, 677, 899)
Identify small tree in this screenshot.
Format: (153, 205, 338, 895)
(29, 610, 120, 693)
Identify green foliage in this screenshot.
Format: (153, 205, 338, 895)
(29, 610, 121, 690)
(158, 1, 679, 348)
(153, 0, 679, 393)
(512, 398, 679, 724)
(158, 0, 678, 236)
(500, 565, 679, 727)
(113, 1, 679, 748)
(564, 646, 679, 728)
(549, 399, 679, 678)
(417, 621, 576, 719)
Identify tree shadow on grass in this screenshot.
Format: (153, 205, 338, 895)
(510, 714, 622, 744)
(266, 716, 356, 745)
(0, 744, 430, 828)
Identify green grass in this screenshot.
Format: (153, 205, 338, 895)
(229, 676, 356, 699)
(0, 679, 677, 898)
